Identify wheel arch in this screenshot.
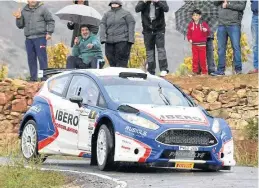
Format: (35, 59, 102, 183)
(19, 114, 37, 138)
(90, 116, 115, 165)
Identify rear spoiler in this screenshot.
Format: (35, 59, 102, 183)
(38, 68, 74, 78)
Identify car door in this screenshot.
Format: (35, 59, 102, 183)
(46, 74, 81, 154)
(66, 74, 106, 151)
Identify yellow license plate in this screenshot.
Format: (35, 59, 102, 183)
(175, 162, 194, 169)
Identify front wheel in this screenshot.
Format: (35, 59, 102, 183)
(96, 124, 115, 171)
(21, 120, 47, 163)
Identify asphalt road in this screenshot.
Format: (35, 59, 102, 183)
(0, 158, 258, 188)
(39, 159, 259, 188)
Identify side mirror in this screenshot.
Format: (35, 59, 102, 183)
(69, 96, 83, 107)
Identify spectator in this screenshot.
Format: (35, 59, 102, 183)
(100, 0, 136, 68)
(249, 0, 258, 73)
(66, 25, 104, 69)
(207, 32, 216, 75)
(13, 0, 55, 82)
(212, 0, 247, 76)
(187, 9, 210, 76)
(67, 0, 99, 48)
(135, 0, 169, 76)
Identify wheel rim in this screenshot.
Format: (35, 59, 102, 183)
(21, 124, 37, 159)
(97, 129, 107, 166)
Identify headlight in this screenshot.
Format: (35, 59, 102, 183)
(212, 119, 221, 133)
(119, 112, 159, 130)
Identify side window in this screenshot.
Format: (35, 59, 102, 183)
(48, 76, 69, 96)
(98, 95, 107, 108)
(66, 75, 100, 106)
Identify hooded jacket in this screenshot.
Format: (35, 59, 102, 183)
(99, 6, 136, 44)
(72, 33, 103, 64)
(135, 1, 169, 33)
(187, 20, 210, 45)
(16, 2, 55, 39)
(251, 0, 258, 16)
(214, 1, 246, 26)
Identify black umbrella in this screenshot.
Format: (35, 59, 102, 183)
(175, 1, 218, 37)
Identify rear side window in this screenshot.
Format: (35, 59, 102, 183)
(48, 76, 69, 96)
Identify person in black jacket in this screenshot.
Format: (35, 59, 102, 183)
(100, 0, 136, 68)
(135, 0, 169, 76)
(67, 0, 99, 47)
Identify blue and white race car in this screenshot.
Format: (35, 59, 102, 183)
(19, 67, 235, 171)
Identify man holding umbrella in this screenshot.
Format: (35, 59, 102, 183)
(66, 25, 104, 69)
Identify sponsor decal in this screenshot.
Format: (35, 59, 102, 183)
(175, 162, 194, 169)
(160, 115, 204, 122)
(30, 105, 41, 113)
(125, 126, 147, 137)
(121, 146, 131, 150)
(55, 110, 79, 127)
(88, 110, 97, 119)
(56, 123, 78, 134)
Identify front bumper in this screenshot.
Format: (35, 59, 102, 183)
(114, 131, 236, 168)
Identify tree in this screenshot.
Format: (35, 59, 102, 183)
(0, 64, 8, 81)
(176, 32, 252, 75)
(128, 32, 146, 69)
(47, 42, 70, 68)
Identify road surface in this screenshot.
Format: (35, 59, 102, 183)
(0, 158, 257, 188)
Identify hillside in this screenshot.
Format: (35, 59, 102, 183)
(0, 1, 254, 78)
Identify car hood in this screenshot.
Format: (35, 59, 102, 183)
(128, 104, 210, 126)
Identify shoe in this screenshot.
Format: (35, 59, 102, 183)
(248, 69, 258, 74)
(235, 71, 242, 75)
(160, 71, 168, 77)
(210, 71, 225, 76)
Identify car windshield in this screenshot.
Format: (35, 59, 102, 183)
(99, 76, 192, 107)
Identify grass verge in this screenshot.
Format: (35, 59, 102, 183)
(234, 140, 258, 167)
(0, 164, 67, 188)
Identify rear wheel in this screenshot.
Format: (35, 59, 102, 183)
(21, 120, 47, 163)
(96, 124, 115, 171)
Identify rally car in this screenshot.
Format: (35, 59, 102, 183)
(19, 67, 235, 171)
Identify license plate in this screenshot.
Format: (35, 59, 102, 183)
(175, 162, 194, 169)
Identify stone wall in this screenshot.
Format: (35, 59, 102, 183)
(167, 74, 258, 140)
(0, 79, 42, 150)
(0, 74, 258, 150)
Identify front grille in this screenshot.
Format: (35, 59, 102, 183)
(156, 129, 217, 146)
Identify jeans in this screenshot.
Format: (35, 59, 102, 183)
(206, 38, 216, 73)
(25, 37, 48, 81)
(252, 15, 258, 69)
(217, 25, 242, 73)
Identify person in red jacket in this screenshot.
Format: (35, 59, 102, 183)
(187, 9, 210, 75)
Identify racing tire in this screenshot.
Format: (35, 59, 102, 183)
(96, 124, 115, 171)
(21, 120, 47, 163)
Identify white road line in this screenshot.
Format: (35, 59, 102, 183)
(36, 167, 127, 188)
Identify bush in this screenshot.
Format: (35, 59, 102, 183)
(0, 64, 8, 81)
(245, 118, 258, 140)
(176, 32, 251, 75)
(128, 32, 146, 69)
(47, 42, 70, 68)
